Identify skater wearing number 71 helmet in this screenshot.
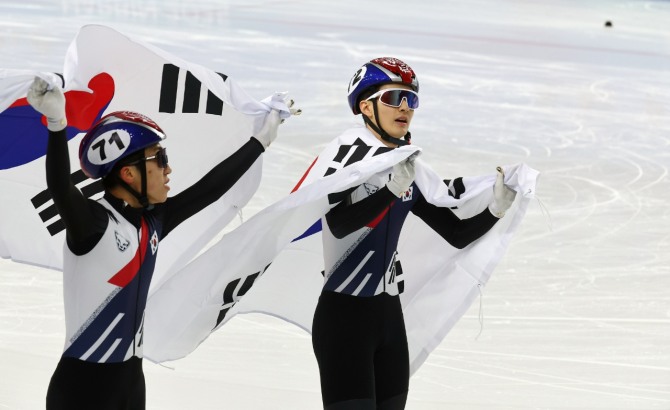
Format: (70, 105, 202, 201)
(26, 76, 298, 410)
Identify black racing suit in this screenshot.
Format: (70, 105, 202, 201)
(45, 128, 264, 410)
(312, 169, 498, 409)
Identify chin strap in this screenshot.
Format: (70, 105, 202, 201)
(363, 100, 411, 146)
(115, 161, 154, 210)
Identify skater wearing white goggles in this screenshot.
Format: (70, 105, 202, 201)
(311, 57, 517, 410)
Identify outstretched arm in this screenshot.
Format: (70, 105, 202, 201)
(160, 137, 264, 237)
(412, 167, 517, 249)
(160, 102, 300, 237)
(411, 195, 498, 249)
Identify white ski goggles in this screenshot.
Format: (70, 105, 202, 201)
(366, 88, 419, 110)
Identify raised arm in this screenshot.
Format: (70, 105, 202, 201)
(160, 137, 264, 236)
(28, 77, 104, 251)
(46, 129, 104, 244)
(160, 107, 291, 236)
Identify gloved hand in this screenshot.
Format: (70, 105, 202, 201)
(283, 97, 302, 119)
(254, 109, 281, 149)
(386, 155, 416, 198)
(26, 76, 67, 132)
(254, 98, 301, 149)
(488, 166, 517, 218)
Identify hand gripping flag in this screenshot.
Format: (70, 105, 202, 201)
(0, 25, 290, 283)
(143, 126, 539, 375)
(1, 25, 538, 372)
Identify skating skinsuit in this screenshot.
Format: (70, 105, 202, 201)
(45, 128, 264, 410)
(312, 129, 499, 409)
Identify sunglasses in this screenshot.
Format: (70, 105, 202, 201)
(131, 147, 169, 168)
(366, 88, 419, 110)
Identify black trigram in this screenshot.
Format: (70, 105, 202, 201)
(213, 264, 271, 330)
(443, 177, 466, 210)
(325, 138, 392, 204)
(388, 259, 405, 295)
(159, 63, 229, 115)
(30, 170, 104, 236)
(324, 137, 392, 178)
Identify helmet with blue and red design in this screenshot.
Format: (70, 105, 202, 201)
(79, 111, 166, 179)
(347, 57, 419, 115)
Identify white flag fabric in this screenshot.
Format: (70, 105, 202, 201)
(1, 24, 539, 374)
(144, 125, 539, 375)
(0, 25, 288, 284)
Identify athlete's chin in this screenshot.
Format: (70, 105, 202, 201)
(154, 192, 169, 203)
(389, 129, 409, 139)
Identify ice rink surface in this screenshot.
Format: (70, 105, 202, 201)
(1, 0, 669, 408)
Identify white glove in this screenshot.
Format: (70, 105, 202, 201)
(386, 156, 416, 198)
(26, 76, 67, 132)
(284, 97, 302, 118)
(488, 166, 517, 218)
(254, 109, 281, 149)
(254, 98, 301, 149)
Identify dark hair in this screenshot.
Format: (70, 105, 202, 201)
(101, 148, 146, 190)
(356, 86, 380, 112)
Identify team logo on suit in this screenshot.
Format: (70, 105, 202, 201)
(115, 231, 130, 252)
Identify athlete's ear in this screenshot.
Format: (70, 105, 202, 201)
(359, 99, 374, 118)
(118, 165, 137, 185)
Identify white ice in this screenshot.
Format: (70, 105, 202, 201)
(1, 0, 669, 409)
